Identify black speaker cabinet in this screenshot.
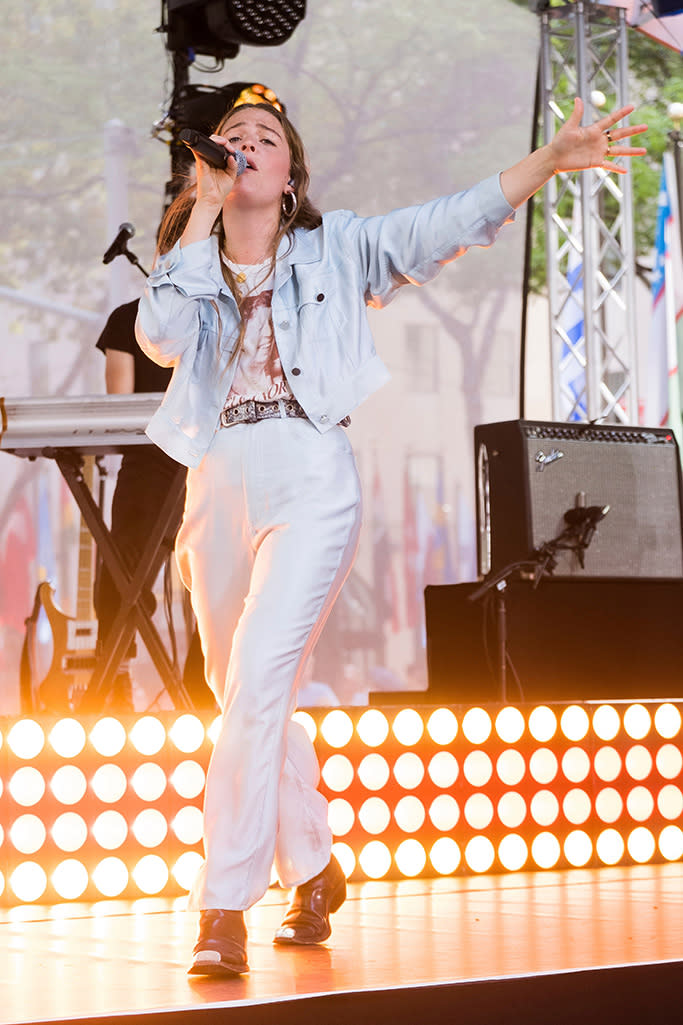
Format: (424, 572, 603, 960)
(652, 1, 683, 16)
(474, 420, 683, 579)
(425, 579, 683, 703)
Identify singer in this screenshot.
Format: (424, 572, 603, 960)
(136, 95, 647, 977)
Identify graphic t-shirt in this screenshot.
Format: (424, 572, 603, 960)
(222, 258, 293, 408)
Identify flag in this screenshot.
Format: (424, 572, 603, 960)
(644, 152, 683, 437)
(403, 465, 420, 629)
(372, 462, 399, 632)
(37, 474, 58, 587)
(558, 196, 587, 422)
(0, 494, 36, 632)
(424, 465, 454, 586)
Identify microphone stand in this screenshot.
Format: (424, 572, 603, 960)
(468, 510, 606, 701)
(119, 246, 149, 279)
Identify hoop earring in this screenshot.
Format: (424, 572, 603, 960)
(282, 191, 297, 218)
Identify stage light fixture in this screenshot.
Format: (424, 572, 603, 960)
(92, 764, 127, 804)
(595, 787, 623, 823)
(654, 702, 681, 738)
(628, 827, 656, 863)
(169, 714, 205, 753)
(52, 859, 88, 901)
(162, 0, 306, 59)
(49, 718, 86, 758)
(357, 753, 390, 791)
(430, 794, 460, 831)
(531, 832, 561, 870)
(171, 806, 203, 845)
(170, 760, 205, 799)
(321, 753, 354, 792)
(529, 748, 558, 785)
(659, 825, 683, 860)
(428, 751, 459, 788)
(392, 708, 424, 746)
(1, 701, 681, 905)
(332, 842, 356, 879)
(321, 709, 354, 748)
(463, 750, 493, 786)
(562, 748, 591, 783)
(498, 834, 528, 872)
(561, 705, 590, 741)
(10, 863, 47, 903)
(328, 799, 355, 836)
(528, 705, 557, 742)
(495, 706, 525, 743)
(92, 857, 128, 898)
(624, 703, 651, 740)
(395, 795, 426, 833)
(656, 743, 683, 778)
(9, 767, 45, 806)
(50, 765, 87, 805)
(592, 704, 621, 741)
(10, 815, 46, 856)
(133, 855, 168, 895)
(52, 812, 88, 853)
(131, 763, 167, 802)
(530, 790, 558, 826)
(427, 707, 458, 745)
(625, 745, 653, 780)
(499, 791, 527, 828)
(462, 707, 492, 744)
(92, 811, 128, 851)
(359, 797, 391, 835)
(496, 749, 525, 786)
(357, 708, 389, 746)
(393, 752, 425, 790)
(596, 828, 625, 866)
(396, 838, 427, 877)
(430, 836, 460, 874)
(90, 717, 126, 757)
(8, 720, 45, 759)
(130, 716, 166, 756)
(359, 840, 391, 879)
(657, 784, 683, 818)
(564, 830, 592, 867)
(465, 836, 495, 873)
(594, 746, 622, 782)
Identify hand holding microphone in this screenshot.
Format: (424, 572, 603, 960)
(178, 129, 248, 177)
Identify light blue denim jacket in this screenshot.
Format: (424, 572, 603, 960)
(136, 172, 515, 468)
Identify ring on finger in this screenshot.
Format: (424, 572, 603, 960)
(603, 129, 613, 144)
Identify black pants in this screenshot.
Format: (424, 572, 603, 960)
(94, 447, 216, 711)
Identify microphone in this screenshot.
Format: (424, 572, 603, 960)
(178, 129, 248, 176)
(103, 222, 135, 265)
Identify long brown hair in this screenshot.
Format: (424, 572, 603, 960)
(156, 102, 322, 256)
(155, 103, 322, 360)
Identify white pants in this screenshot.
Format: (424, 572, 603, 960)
(175, 417, 362, 911)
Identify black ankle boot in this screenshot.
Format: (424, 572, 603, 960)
(274, 855, 346, 945)
(189, 909, 249, 975)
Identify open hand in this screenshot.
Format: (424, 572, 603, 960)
(550, 98, 647, 175)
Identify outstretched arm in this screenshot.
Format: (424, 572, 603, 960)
(499, 97, 647, 210)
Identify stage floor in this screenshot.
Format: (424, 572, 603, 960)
(1, 863, 682, 1025)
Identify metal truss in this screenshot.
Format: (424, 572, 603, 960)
(539, 1, 638, 424)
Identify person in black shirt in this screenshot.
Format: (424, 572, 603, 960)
(94, 298, 214, 711)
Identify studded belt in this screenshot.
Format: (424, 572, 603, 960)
(220, 397, 309, 428)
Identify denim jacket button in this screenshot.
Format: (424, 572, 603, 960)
(291, 367, 301, 376)
(319, 414, 329, 423)
(316, 293, 325, 302)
